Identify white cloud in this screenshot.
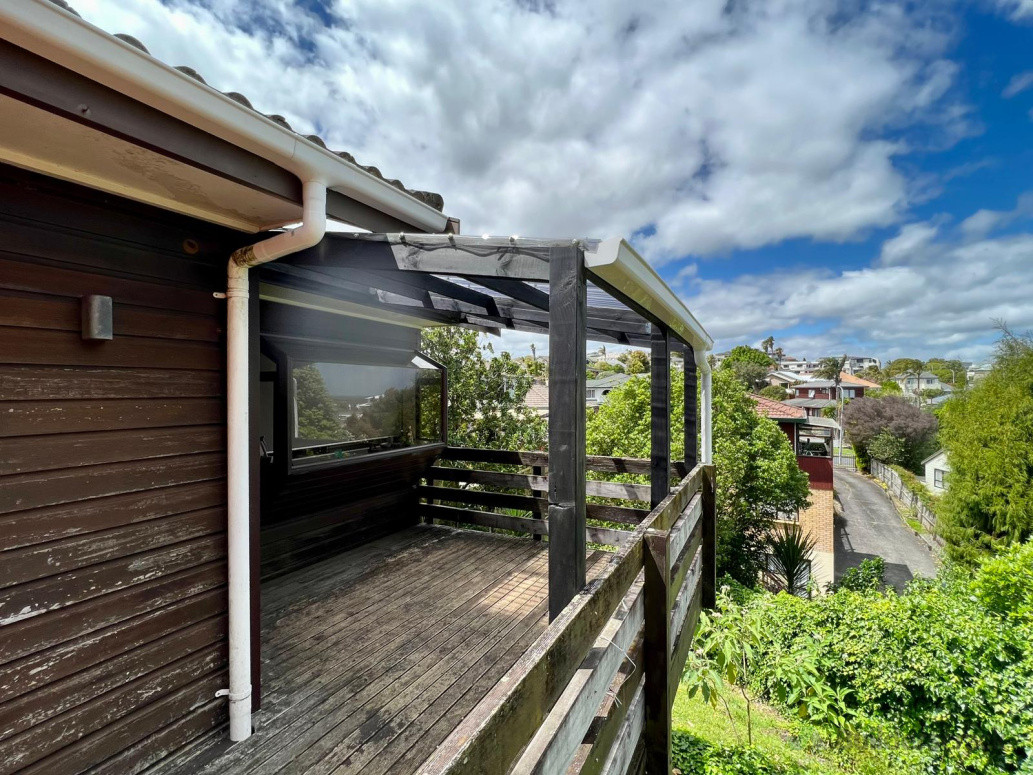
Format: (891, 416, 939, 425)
(71, 0, 969, 259)
(683, 196, 1033, 361)
(988, 0, 1033, 22)
(1002, 71, 1033, 98)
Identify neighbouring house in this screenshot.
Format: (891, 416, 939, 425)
(766, 369, 803, 390)
(523, 380, 550, 416)
(780, 357, 821, 376)
(784, 397, 838, 418)
(789, 374, 877, 403)
(586, 372, 633, 406)
(896, 371, 944, 395)
(924, 450, 951, 494)
(750, 395, 836, 591)
(0, 3, 718, 774)
(791, 379, 838, 400)
(839, 371, 880, 398)
(525, 372, 633, 415)
(842, 355, 881, 374)
(967, 362, 992, 383)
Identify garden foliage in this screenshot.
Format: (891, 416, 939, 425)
(938, 330, 1033, 561)
(686, 543, 1033, 774)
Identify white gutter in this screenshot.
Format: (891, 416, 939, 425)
(0, 0, 448, 233)
(224, 181, 327, 741)
(584, 238, 713, 356)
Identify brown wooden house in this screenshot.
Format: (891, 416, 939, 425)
(0, 2, 716, 774)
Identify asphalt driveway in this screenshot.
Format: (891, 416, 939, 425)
(834, 468, 939, 591)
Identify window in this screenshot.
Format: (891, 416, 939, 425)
(934, 468, 947, 489)
(774, 507, 799, 523)
(269, 345, 444, 472)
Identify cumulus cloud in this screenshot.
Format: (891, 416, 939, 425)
(72, 0, 970, 258)
(684, 194, 1033, 361)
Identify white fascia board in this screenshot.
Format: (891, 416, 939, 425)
(1, 0, 449, 233)
(584, 237, 713, 359)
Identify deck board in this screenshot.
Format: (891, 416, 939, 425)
(148, 524, 608, 775)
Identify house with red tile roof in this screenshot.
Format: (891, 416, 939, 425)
(751, 394, 836, 592)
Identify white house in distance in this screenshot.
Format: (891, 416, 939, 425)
(967, 363, 992, 383)
(843, 355, 881, 374)
(895, 371, 945, 395)
(924, 450, 951, 494)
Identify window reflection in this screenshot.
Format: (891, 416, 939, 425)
(290, 357, 443, 468)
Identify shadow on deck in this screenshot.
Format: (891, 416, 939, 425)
(153, 524, 608, 775)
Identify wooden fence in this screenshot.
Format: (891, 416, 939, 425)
(869, 460, 944, 548)
(416, 450, 716, 775)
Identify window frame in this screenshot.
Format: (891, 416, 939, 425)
(262, 337, 447, 477)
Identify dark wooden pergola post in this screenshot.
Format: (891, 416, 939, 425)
(650, 324, 670, 508)
(683, 341, 698, 470)
(547, 244, 587, 621)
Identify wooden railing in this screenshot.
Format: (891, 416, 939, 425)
(418, 447, 689, 548)
(417, 460, 717, 775)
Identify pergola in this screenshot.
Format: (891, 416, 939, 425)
(262, 232, 715, 618)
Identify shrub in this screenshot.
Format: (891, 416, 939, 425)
(753, 559, 1033, 773)
(673, 732, 804, 775)
(842, 396, 937, 473)
(830, 558, 885, 593)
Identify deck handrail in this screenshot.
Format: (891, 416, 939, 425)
(416, 462, 716, 775)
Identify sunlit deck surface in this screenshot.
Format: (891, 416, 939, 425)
(155, 524, 609, 775)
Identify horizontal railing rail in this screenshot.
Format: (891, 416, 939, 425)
(418, 448, 680, 548)
(417, 461, 716, 775)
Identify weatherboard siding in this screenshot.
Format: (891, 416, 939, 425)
(0, 165, 236, 774)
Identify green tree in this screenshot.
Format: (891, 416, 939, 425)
(924, 358, 967, 389)
(938, 330, 1033, 561)
(761, 336, 775, 357)
(758, 385, 789, 401)
(842, 396, 937, 473)
(814, 354, 847, 382)
(588, 370, 810, 585)
(723, 345, 774, 367)
(857, 365, 886, 383)
(421, 327, 547, 450)
(721, 346, 774, 392)
(885, 358, 923, 377)
(617, 349, 649, 374)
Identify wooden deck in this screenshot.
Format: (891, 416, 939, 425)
(152, 524, 608, 775)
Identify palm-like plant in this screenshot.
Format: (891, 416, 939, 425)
(762, 336, 775, 356)
(773, 346, 784, 367)
(767, 523, 816, 596)
(815, 354, 847, 383)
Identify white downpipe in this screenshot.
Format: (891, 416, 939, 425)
(226, 181, 327, 741)
(696, 353, 713, 464)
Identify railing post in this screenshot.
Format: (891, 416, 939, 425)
(532, 464, 544, 542)
(683, 341, 697, 471)
(650, 324, 670, 508)
(643, 528, 672, 775)
(701, 464, 717, 610)
(548, 243, 587, 621)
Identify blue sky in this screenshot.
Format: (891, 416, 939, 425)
(75, 0, 1033, 363)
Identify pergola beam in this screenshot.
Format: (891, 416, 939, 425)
(472, 278, 550, 311)
(290, 234, 553, 281)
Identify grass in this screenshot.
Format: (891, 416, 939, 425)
(671, 682, 922, 774)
